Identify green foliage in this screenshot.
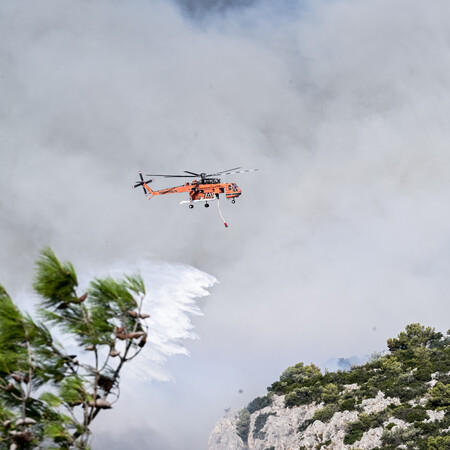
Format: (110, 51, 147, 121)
(285, 387, 316, 407)
(387, 323, 442, 353)
(406, 406, 428, 423)
(247, 395, 272, 414)
(380, 356, 403, 375)
(387, 404, 428, 423)
(0, 248, 151, 449)
(427, 435, 450, 449)
(270, 363, 323, 398)
(236, 408, 251, 443)
(59, 376, 87, 405)
(338, 396, 356, 412)
(33, 247, 78, 307)
(429, 382, 450, 408)
(270, 363, 326, 408)
(322, 383, 340, 404)
(280, 362, 322, 383)
(0, 287, 29, 374)
(381, 425, 422, 447)
(344, 411, 385, 444)
(343, 421, 365, 445)
(253, 412, 275, 440)
(312, 404, 338, 423)
(40, 392, 62, 408)
(297, 418, 314, 433)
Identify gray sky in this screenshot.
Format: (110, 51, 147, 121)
(2, 0, 450, 448)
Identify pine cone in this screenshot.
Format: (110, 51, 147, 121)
(15, 418, 37, 426)
(127, 331, 145, 339)
(89, 398, 112, 409)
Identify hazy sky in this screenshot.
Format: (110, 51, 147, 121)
(2, 0, 450, 448)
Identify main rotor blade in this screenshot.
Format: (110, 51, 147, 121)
(212, 168, 258, 177)
(146, 174, 197, 178)
(207, 167, 243, 177)
(184, 171, 201, 176)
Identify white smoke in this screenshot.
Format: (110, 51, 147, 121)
(3, 0, 450, 448)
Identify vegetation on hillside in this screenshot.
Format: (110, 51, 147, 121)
(0, 248, 151, 449)
(237, 324, 450, 449)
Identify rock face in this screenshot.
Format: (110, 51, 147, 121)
(209, 410, 247, 450)
(209, 325, 450, 449)
(208, 392, 407, 450)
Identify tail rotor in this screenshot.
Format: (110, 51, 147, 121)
(134, 172, 153, 195)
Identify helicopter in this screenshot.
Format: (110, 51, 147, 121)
(133, 167, 258, 227)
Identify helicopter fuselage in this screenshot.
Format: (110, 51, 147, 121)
(142, 179, 241, 203)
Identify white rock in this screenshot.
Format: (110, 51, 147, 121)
(360, 391, 400, 414)
(209, 390, 416, 449)
(352, 427, 383, 449)
(425, 410, 445, 422)
(343, 384, 358, 392)
(383, 417, 406, 430)
(208, 410, 246, 450)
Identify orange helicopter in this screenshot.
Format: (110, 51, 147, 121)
(133, 167, 257, 227)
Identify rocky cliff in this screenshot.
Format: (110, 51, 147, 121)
(209, 324, 450, 449)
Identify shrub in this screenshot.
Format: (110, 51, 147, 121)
(247, 395, 272, 414)
(429, 382, 450, 407)
(405, 406, 428, 423)
(344, 412, 386, 445)
(381, 426, 421, 447)
(298, 419, 314, 433)
(280, 363, 322, 384)
(387, 324, 442, 353)
(427, 435, 450, 449)
(322, 383, 340, 404)
(236, 408, 251, 443)
(339, 397, 357, 412)
(285, 386, 319, 408)
(252, 412, 275, 440)
(312, 404, 338, 423)
(343, 421, 365, 445)
(436, 374, 450, 384)
(380, 356, 403, 375)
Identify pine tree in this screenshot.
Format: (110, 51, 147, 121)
(0, 248, 151, 449)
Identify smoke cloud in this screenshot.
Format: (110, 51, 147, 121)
(2, 0, 450, 448)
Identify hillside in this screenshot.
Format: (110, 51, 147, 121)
(209, 324, 450, 449)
